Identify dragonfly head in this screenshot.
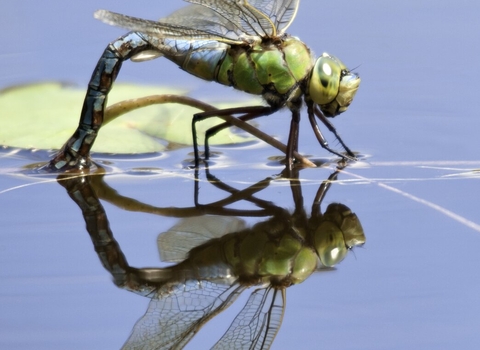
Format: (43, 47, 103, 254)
(309, 53, 360, 117)
(313, 203, 365, 267)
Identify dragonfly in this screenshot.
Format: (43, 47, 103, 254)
(59, 164, 365, 349)
(47, 0, 360, 172)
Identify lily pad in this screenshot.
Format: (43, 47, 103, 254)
(0, 82, 259, 154)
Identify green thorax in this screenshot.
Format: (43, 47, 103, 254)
(184, 217, 318, 287)
(216, 36, 314, 105)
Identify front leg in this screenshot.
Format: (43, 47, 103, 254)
(306, 101, 356, 161)
(46, 32, 155, 171)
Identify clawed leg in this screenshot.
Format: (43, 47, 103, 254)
(203, 112, 269, 160)
(192, 106, 275, 167)
(285, 109, 301, 169)
(313, 105, 356, 159)
(193, 106, 315, 169)
(307, 102, 356, 161)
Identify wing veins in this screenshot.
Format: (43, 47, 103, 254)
(94, 10, 245, 44)
(243, 1, 277, 37)
(212, 286, 286, 349)
(95, 1, 300, 44)
(186, 0, 268, 37)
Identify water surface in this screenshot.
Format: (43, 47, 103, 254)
(1, 1, 480, 349)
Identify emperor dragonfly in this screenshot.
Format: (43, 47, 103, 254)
(48, 0, 360, 171)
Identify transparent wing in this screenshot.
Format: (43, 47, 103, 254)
(175, 0, 300, 36)
(157, 215, 246, 263)
(94, 0, 300, 43)
(122, 280, 246, 350)
(94, 7, 245, 44)
(252, 0, 300, 33)
(212, 286, 286, 350)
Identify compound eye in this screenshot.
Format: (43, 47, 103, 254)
(313, 221, 348, 267)
(310, 54, 342, 105)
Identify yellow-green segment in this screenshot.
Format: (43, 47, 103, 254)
(215, 37, 313, 98)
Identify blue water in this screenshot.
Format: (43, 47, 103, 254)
(1, 1, 480, 349)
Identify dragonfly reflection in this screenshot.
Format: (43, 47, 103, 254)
(58, 166, 365, 349)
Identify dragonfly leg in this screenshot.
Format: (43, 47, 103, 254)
(310, 167, 343, 217)
(203, 111, 269, 160)
(46, 32, 156, 172)
(307, 103, 356, 161)
(191, 106, 275, 167)
(204, 168, 279, 211)
(314, 105, 356, 159)
(284, 166, 302, 206)
(285, 109, 301, 170)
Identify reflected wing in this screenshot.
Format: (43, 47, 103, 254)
(212, 286, 286, 350)
(122, 280, 246, 350)
(94, 0, 299, 44)
(158, 215, 246, 262)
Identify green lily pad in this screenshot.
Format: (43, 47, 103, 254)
(0, 82, 259, 154)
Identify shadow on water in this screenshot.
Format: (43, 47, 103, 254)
(56, 164, 365, 349)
